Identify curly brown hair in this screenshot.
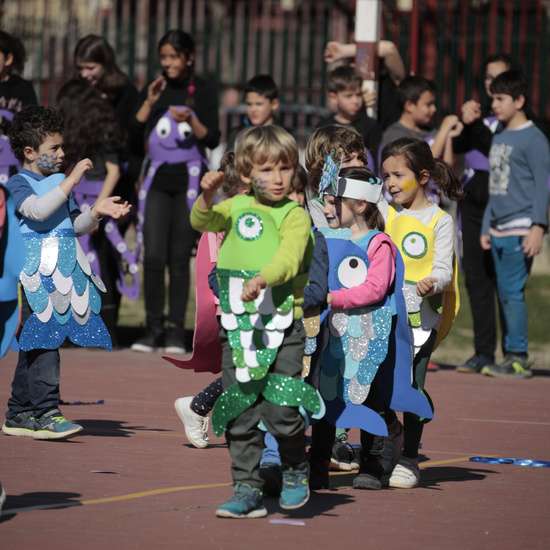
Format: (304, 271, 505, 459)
(56, 79, 125, 167)
(8, 105, 65, 163)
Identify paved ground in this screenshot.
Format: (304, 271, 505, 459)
(1, 346, 549, 549)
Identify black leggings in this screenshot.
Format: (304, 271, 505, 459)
(143, 186, 197, 328)
(191, 377, 223, 416)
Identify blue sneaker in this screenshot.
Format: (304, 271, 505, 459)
(2, 411, 39, 437)
(216, 484, 267, 518)
(34, 410, 83, 440)
(280, 465, 309, 510)
(456, 354, 493, 374)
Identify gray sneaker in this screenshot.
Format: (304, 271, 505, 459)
(2, 411, 39, 437)
(481, 354, 533, 379)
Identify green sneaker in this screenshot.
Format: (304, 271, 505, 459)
(481, 354, 533, 379)
(2, 411, 39, 437)
(34, 410, 83, 440)
(215, 484, 267, 519)
(280, 465, 309, 510)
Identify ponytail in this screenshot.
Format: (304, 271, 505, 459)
(433, 158, 465, 201)
(219, 150, 249, 199)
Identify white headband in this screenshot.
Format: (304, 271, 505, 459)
(325, 176, 383, 203)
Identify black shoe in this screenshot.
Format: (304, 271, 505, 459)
(131, 327, 164, 353)
(456, 354, 493, 374)
(308, 455, 329, 490)
(353, 457, 384, 490)
(164, 326, 186, 355)
(330, 433, 353, 471)
(259, 462, 283, 496)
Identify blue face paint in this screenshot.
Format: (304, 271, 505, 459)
(36, 153, 57, 171)
(251, 176, 274, 199)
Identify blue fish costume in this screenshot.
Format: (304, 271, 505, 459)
(17, 173, 112, 351)
(316, 164, 433, 436)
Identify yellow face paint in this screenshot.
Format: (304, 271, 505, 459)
(401, 178, 418, 192)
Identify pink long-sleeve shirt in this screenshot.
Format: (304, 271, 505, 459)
(330, 232, 396, 310)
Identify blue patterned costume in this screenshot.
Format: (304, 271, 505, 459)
(17, 173, 112, 351)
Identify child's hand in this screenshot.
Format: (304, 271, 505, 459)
(440, 114, 460, 133)
(324, 41, 351, 63)
(362, 87, 377, 108)
(201, 170, 224, 193)
(448, 120, 464, 138)
(196, 171, 225, 211)
(93, 197, 131, 220)
(169, 106, 192, 123)
(523, 225, 545, 258)
(326, 292, 333, 307)
(416, 277, 438, 297)
(147, 76, 166, 105)
(460, 100, 482, 125)
(64, 158, 93, 191)
(242, 275, 266, 302)
(480, 234, 491, 250)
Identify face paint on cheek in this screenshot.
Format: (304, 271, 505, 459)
(401, 178, 418, 192)
(251, 176, 277, 199)
(36, 153, 57, 171)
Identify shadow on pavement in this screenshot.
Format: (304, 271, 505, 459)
(0, 491, 83, 523)
(75, 419, 171, 437)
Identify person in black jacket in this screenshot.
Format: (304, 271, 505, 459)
(0, 30, 38, 182)
(130, 30, 220, 355)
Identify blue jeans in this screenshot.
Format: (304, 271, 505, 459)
(6, 294, 60, 419)
(490, 235, 533, 354)
(261, 432, 281, 466)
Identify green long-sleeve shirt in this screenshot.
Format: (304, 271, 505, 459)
(191, 195, 312, 318)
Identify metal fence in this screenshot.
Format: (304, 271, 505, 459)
(1, 0, 549, 146)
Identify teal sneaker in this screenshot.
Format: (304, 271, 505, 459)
(216, 484, 267, 519)
(280, 465, 309, 510)
(2, 411, 39, 437)
(34, 410, 83, 440)
(481, 354, 533, 379)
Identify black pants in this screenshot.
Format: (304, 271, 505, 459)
(459, 174, 502, 358)
(91, 225, 122, 341)
(143, 186, 196, 328)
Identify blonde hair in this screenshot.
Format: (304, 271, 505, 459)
(234, 125, 299, 177)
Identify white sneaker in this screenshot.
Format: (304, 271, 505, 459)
(382, 420, 404, 474)
(389, 456, 419, 489)
(174, 397, 209, 449)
